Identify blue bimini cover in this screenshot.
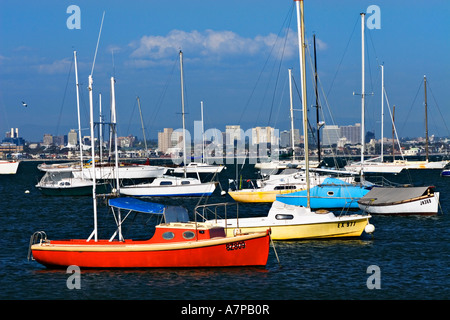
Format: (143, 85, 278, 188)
(109, 197, 165, 214)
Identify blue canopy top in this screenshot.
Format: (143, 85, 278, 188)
(108, 197, 165, 214)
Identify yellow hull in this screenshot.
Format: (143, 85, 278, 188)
(225, 218, 369, 240)
(228, 188, 304, 203)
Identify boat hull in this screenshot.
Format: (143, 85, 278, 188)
(358, 192, 439, 215)
(228, 188, 304, 203)
(276, 179, 371, 209)
(120, 178, 216, 197)
(218, 217, 369, 240)
(36, 183, 110, 196)
(30, 232, 270, 268)
(0, 160, 19, 174)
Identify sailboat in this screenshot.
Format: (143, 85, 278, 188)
(228, 69, 332, 203)
(344, 65, 407, 174)
(0, 160, 20, 174)
(29, 55, 270, 268)
(206, 0, 374, 239)
(392, 76, 449, 170)
(119, 51, 217, 197)
(36, 51, 108, 196)
(277, 11, 374, 210)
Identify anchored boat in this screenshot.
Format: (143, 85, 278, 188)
(29, 197, 271, 268)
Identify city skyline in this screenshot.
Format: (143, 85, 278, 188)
(1, 1, 449, 142)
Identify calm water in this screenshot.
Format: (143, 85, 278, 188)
(1, 160, 449, 301)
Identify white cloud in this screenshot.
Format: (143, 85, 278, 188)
(128, 29, 305, 62)
(36, 58, 72, 74)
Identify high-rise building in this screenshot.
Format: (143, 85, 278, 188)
(68, 129, 78, 147)
(43, 134, 53, 146)
(340, 123, 361, 144)
(158, 128, 174, 154)
(322, 125, 340, 146)
(225, 125, 241, 143)
(251, 126, 278, 145)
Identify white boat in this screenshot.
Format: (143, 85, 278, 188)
(358, 186, 440, 215)
(346, 74, 449, 173)
(119, 51, 216, 197)
(119, 176, 216, 197)
(39, 160, 166, 179)
(206, 3, 374, 240)
(173, 162, 224, 174)
(441, 169, 450, 177)
(0, 160, 20, 174)
(35, 170, 109, 196)
(255, 159, 320, 173)
(344, 158, 406, 174)
(73, 162, 167, 180)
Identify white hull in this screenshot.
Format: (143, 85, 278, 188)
(345, 162, 405, 174)
(0, 160, 20, 174)
(173, 162, 224, 173)
(398, 160, 449, 169)
(358, 187, 439, 215)
(72, 164, 166, 180)
(120, 176, 216, 197)
(255, 159, 320, 171)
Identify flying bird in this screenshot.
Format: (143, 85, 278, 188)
(21, 101, 27, 107)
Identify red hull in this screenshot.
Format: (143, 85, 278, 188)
(31, 233, 270, 268)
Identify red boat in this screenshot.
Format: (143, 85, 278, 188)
(28, 198, 271, 268)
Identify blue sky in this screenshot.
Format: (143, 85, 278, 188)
(0, 0, 449, 142)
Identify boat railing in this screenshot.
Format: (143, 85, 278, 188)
(27, 231, 47, 261)
(194, 202, 240, 227)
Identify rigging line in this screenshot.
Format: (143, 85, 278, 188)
(399, 79, 423, 136)
(326, 16, 359, 99)
(237, 2, 295, 126)
(145, 55, 178, 136)
(91, 11, 105, 77)
(427, 79, 450, 135)
(55, 57, 74, 136)
(267, 8, 294, 127)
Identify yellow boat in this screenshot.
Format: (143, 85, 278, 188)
(202, 201, 374, 240)
(228, 169, 331, 203)
(228, 187, 305, 203)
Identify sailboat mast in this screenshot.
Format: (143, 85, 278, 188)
(137, 96, 148, 155)
(73, 51, 84, 176)
(392, 105, 395, 160)
(179, 51, 187, 177)
(87, 75, 98, 242)
(99, 93, 103, 163)
(313, 34, 321, 163)
(111, 76, 120, 193)
(295, 0, 310, 206)
(201, 101, 205, 164)
(360, 13, 366, 173)
(424, 75, 429, 162)
(288, 68, 295, 161)
(380, 64, 384, 162)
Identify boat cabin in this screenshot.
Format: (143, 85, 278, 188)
(108, 197, 226, 243)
